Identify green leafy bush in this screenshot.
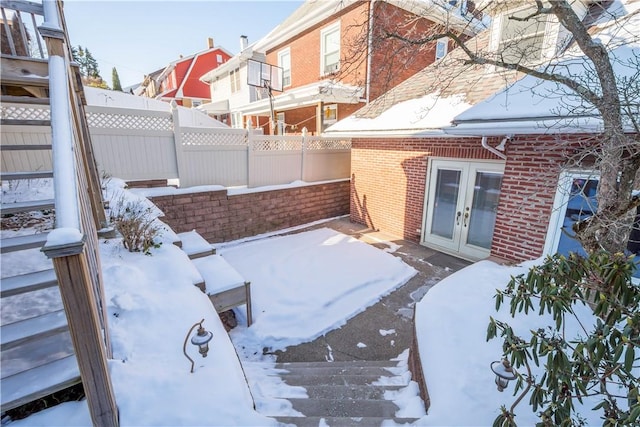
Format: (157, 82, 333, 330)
(487, 252, 639, 426)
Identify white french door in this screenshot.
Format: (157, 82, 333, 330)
(422, 159, 504, 260)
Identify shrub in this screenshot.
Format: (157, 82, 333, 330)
(487, 252, 640, 426)
(108, 197, 161, 254)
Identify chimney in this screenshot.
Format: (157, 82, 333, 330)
(207, 37, 214, 49)
(240, 35, 248, 51)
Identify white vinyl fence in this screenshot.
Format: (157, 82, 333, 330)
(1, 102, 351, 188)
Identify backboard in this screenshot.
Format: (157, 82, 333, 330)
(247, 59, 283, 92)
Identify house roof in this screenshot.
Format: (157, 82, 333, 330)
(447, 0, 640, 135)
(325, 29, 523, 136)
(254, 0, 486, 54)
(326, 0, 639, 137)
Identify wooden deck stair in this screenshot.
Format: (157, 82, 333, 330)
(1, 28, 80, 413)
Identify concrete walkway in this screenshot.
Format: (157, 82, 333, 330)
(273, 217, 470, 363)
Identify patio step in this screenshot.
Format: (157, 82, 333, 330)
(0, 95, 50, 105)
(247, 359, 423, 425)
(273, 416, 419, 426)
(176, 230, 216, 259)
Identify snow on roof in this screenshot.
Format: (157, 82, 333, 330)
(448, 1, 640, 135)
(327, 93, 473, 137)
(326, 0, 639, 137)
(84, 87, 229, 128)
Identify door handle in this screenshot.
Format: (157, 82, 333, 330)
(463, 208, 470, 227)
(456, 211, 461, 226)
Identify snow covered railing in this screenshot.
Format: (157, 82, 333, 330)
(36, 1, 119, 426)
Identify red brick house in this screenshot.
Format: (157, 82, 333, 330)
(326, 0, 639, 273)
(236, 0, 484, 135)
(140, 38, 232, 108)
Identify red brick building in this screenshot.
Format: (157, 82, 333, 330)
(240, 0, 481, 135)
(326, 0, 639, 270)
(139, 39, 232, 108)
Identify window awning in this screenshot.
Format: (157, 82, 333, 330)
(198, 99, 230, 115)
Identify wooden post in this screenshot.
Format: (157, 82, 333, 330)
(171, 101, 187, 187)
(301, 127, 308, 182)
(44, 239, 119, 427)
(247, 129, 255, 188)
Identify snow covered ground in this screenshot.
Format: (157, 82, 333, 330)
(1, 178, 623, 426)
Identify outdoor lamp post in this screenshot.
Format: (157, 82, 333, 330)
(183, 318, 213, 373)
(491, 359, 517, 392)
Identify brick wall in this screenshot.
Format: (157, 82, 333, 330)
(351, 135, 590, 263)
(351, 137, 498, 242)
(149, 181, 350, 243)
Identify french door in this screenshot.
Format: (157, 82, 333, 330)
(422, 159, 504, 260)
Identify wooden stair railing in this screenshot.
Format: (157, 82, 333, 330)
(1, 1, 118, 425)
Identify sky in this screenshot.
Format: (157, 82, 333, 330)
(63, 0, 304, 88)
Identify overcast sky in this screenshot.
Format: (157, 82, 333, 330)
(63, 0, 303, 88)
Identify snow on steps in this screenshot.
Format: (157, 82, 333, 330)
(175, 230, 253, 325)
(175, 230, 216, 259)
(244, 360, 422, 426)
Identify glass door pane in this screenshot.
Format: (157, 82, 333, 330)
(466, 172, 502, 249)
(430, 169, 461, 239)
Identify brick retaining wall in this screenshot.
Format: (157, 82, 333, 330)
(149, 180, 350, 243)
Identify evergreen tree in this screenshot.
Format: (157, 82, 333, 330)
(111, 67, 122, 91)
(72, 45, 100, 78)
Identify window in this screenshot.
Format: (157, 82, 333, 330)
(545, 172, 640, 280)
(322, 104, 337, 131)
(191, 100, 202, 108)
(231, 112, 243, 128)
(230, 68, 241, 93)
(276, 112, 285, 135)
(217, 54, 223, 64)
(278, 48, 291, 87)
(498, 6, 547, 63)
(435, 38, 449, 60)
(321, 23, 340, 75)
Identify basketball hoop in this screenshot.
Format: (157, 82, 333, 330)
(247, 59, 284, 134)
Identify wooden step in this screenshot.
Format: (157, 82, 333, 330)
(0, 118, 51, 127)
(0, 95, 50, 105)
(1, 199, 54, 215)
(0, 233, 49, 253)
(1, 310, 68, 351)
(1, 268, 57, 298)
(0, 55, 49, 87)
(0, 354, 80, 411)
(0, 143, 52, 151)
(0, 171, 53, 181)
(176, 231, 216, 259)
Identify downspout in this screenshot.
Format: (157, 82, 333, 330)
(365, 0, 377, 103)
(481, 135, 509, 160)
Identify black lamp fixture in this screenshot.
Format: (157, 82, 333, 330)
(490, 358, 517, 392)
(183, 318, 213, 373)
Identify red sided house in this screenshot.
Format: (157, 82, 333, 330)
(236, 0, 485, 135)
(140, 38, 232, 108)
(325, 0, 639, 276)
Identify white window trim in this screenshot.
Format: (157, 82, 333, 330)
(320, 22, 340, 76)
(278, 48, 292, 88)
(543, 170, 598, 256)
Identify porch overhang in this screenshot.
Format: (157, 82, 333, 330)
(198, 99, 230, 115)
(238, 81, 364, 116)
